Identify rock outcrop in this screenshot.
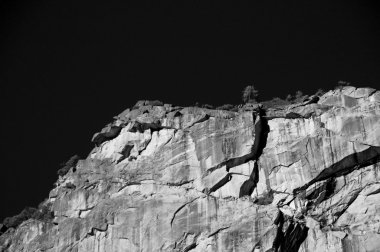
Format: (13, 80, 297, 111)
(1, 86, 379, 251)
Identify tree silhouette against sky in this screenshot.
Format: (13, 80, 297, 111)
(242, 85, 259, 103)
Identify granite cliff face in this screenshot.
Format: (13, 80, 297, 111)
(1, 86, 380, 252)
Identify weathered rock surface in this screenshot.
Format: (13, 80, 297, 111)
(1, 86, 379, 251)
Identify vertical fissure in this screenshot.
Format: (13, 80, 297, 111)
(271, 211, 309, 252)
(239, 108, 270, 197)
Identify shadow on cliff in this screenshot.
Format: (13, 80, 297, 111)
(294, 146, 380, 194)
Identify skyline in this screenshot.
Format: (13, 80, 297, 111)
(1, 0, 380, 221)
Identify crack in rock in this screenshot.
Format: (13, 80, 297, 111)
(170, 197, 200, 227)
(208, 226, 230, 238)
(208, 173, 232, 194)
(116, 144, 134, 163)
(294, 146, 380, 194)
(183, 242, 197, 252)
(270, 211, 309, 252)
(184, 114, 211, 129)
(239, 161, 259, 197)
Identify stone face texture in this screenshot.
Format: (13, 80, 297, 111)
(1, 86, 380, 252)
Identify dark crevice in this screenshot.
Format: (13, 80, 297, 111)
(208, 226, 230, 238)
(269, 161, 298, 175)
(250, 109, 270, 161)
(331, 189, 362, 225)
(265, 113, 315, 120)
(323, 178, 337, 199)
(170, 198, 200, 227)
(129, 121, 163, 133)
(185, 114, 210, 129)
(239, 161, 259, 197)
(166, 180, 194, 187)
(92, 126, 122, 146)
(0, 224, 7, 233)
(272, 211, 285, 250)
(366, 187, 380, 196)
(183, 243, 196, 252)
(129, 120, 178, 133)
(194, 114, 210, 125)
(117, 144, 134, 163)
(208, 174, 232, 194)
(305, 178, 336, 203)
(117, 182, 141, 192)
(367, 88, 377, 97)
(173, 111, 182, 117)
(238, 109, 269, 197)
(285, 112, 303, 119)
(88, 225, 108, 236)
(271, 211, 308, 252)
(294, 146, 380, 194)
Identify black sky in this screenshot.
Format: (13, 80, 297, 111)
(0, 0, 379, 221)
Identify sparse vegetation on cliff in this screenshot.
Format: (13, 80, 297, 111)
(1, 201, 53, 230)
(261, 97, 292, 109)
(57, 154, 80, 177)
(242, 85, 259, 103)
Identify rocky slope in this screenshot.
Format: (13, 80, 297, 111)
(1, 86, 379, 252)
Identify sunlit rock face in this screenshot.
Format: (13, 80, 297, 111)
(1, 86, 379, 252)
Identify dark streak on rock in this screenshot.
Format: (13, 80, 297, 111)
(88, 225, 108, 236)
(366, 187, 380, 196)
(183, 243, 196, 252)
(129, 121, 163, 133)
(209, 174, 232, 193)
(271, 212, 309, 252)
(294, 146, 380, 194)
(239, 161, 259, 197)
(170, 198, 199, 227)
(208, 226, 230, 238)
(116, 144, 134, 163)
(188, 114, 210, 128)
(166, 180, 194, 187)
(305, 178, 336, 203)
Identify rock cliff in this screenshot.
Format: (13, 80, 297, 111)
(1, 86, 379, 252)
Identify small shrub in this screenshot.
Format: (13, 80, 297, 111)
(2, 207, 38, 229)
(295, 90, 303, 100)
(284, 90, 307, 103)
(262, 97, 291, 109)
(337, 80, 350, 86)
(285, 94, 293, 102)
(315, 88, 325, 96)
(57, 155, 80, 177)
(217, 104, 235, 110)
(202, 104, 214, 109)
(0, 223, 6, 234)
(242, 85, 259, 103)
(32, 202, 54, 222)
(2, 201, 54, 230)
(335, 80, 351, 90)
(146, 100, 163, 106)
